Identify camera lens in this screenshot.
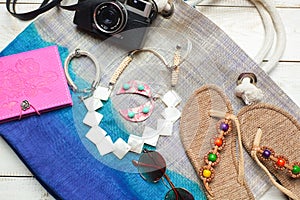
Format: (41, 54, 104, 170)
(93, 2, 128, 34)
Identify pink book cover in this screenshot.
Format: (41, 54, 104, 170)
(0, 46, 73, 122)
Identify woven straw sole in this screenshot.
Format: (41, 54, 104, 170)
(180, 85, 254, 199)
(238, 103, 300, 199)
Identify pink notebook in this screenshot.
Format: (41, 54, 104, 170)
(0, 46, 72, 122)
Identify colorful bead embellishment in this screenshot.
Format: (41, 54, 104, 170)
(259, 147, 275, 161)
(199, 116, 232, 195)
(292, 165, 300, 175)
(137, 84, 145, 91)
(211, 136, 226, 150)
(289, 162, 300, 178)
(214, 138, 223, 147)
(256, 146, 300, 178)
(203, 169, 212, 178)
(204, 151, 220, 167)
(262, 149, 272, 159)
(127, 111, 135, 118)
(123, 83, 130, 90)
(216, 119, 232, 136)
(275, 156, 287, 169)
(208, 153, 217, 162)
(220, 122, 229, 132)
(142, 106, 150, 114)
(117, 80, 154, 122)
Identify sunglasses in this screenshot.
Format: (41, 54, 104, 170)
(132, 149, 194, 200)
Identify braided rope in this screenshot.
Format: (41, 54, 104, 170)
(109, 55, 133, 85)
(171, 46, 181, 87)
(109, 48, 169, 88)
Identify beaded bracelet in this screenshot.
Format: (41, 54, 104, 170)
(255, 146, 300, 178)
(199, 114, 233, 196)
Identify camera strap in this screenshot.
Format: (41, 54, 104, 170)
(6, 0, 79, 20)
(7, 0, 159, 22)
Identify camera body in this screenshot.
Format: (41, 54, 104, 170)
(73, 0, 156, 49)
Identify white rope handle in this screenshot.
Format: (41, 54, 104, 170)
(184, 0, 286, 74)
(257, 0, 286, 73)
(249, 0, 274, 65)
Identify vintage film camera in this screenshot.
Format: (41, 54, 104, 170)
(73, 0, 158, 49)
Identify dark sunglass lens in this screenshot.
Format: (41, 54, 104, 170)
(137, 151, 166, 182)
(165, 188, 194, 200)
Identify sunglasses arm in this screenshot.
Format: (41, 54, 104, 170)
(132, 160, 181, 199)
(132, 159, 163, 170)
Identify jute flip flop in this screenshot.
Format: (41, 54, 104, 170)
(238, 103, 300, 200)
(180, 85, 254, 199)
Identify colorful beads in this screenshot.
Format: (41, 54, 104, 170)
(205, 151, 220, 166)
(200, 117, 232, 191)
(203, 169, 212, 178)
(292, 165, 300, 175)
(199, 166, 215, 182)
(289, 162, 300, 178)
(217, 119, 232, 136)
(220, 122, 229, 132)
(142, 106, 150, 114)
(127, 111, 135, 118)
(262, 149, 271, 159)
(214, 138, 223, 147)
(126, 107, 151, 118)
(137, 84, 145, 91)
(259, 147, 275, 161)
(274, 156, 288, 170)
(257, 146, 300, 178)
(208, 153, 217, 162)
(276, 157, 286, 168)
(123, 83, 130, 90)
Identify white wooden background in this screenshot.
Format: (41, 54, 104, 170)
(0, 0, 299, 199)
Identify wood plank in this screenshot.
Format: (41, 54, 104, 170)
(260, 186, 286, 200)
(196, 6, 300, 61)
(0, 177, 54, 199)
(0, 178, 286, 199)
(0, 4, 33, 51)
(0, 0, 300, 7)
(269, 62, 300, 107)
(0, 0, 78, 5)
(0, 137, 32, 176)
(194, 0, 300, 7)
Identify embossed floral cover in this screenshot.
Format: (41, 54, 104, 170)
(0, 46, 72, 122)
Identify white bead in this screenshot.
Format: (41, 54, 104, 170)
(96, 135, 114, 156)
(161, 107, 181, 122)
(128, 135, 144, 154)
(157, 119, 173, 136)
(83, 95, 103, 111)
(93, 86, 111, 101)
(113, 138, 131, 159)
(83, 111, 103, 127)
(85, 126, 107, 145)
(161, 90, 181, 107)
(142, 126, 160, 146)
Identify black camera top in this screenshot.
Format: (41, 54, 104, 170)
(73, 0, 158, 50)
